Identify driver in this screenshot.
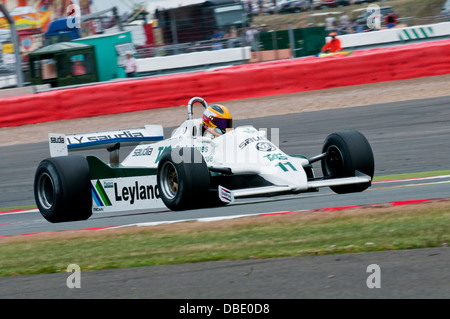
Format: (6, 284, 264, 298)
(202, 104, 233, 138)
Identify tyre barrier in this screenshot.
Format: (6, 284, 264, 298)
(1, 39, 450, 128)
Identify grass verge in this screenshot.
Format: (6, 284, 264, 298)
(0, 199, 448, 277)
(372, 170, 450, 182)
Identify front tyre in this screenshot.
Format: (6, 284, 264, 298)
(321, 130, 374, 194)
(157, 147, 210, 210)
(34, 156, 92, 223)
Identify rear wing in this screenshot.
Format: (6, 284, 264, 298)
(49, 125, 164, 158)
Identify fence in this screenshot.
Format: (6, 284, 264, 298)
(134, 23, 326, 74)
(136, 36, 249, 58)
(135, 0, 450, 68)
(0, 73, 17, 89)
(4, 38, 450, 128)
(0, 27, 20, 89)
(1, 0, 449, 89)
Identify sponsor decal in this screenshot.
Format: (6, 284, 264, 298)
(92, 180, 112, 207)
(239, 136, 265, 149)
(204, 155, 214, 163)
(103, 181, 114, 189)
(263, 153, 288, 162)
(50, 136, 65, 144)
(242, 127, 258, 134)
(67, 131, 145, 145)
(155, 146, 172, 163)
(195, 145, 209, 153)
(114, 181, 160, 204)
(256, 142, 276, 152)
(133, 146, 153, 157)
(92, 179, 161, 208)
(218, 186, 234, 203)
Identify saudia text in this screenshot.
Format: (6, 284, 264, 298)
(67, 131, 144, 144)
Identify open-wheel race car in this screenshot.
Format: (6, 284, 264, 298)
(34, 97, 375, 223)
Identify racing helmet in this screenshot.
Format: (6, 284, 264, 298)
(202, 104, 233, 137)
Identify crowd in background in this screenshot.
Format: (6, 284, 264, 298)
(321, 11, 400, 35)
(241, 0, 401, 35)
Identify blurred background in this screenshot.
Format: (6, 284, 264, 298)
(0, 0, 449, 90)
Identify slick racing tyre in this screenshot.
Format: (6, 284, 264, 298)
(321, 130, 374, 194)
(157, 147, 210, 210)
(34, 156, 92, 223)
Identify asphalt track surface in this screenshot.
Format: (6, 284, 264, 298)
(0, 96, 449, 299)
(0, 247, 447, 299)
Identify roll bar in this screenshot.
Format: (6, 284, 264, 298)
(187, 97, 208, 120)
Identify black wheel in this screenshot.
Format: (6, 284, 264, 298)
(157, 147, 210, 210)
(34, 156, 92, 223)
(321, 130, 374, 194)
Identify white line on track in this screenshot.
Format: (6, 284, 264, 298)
(373, 175, 450, 184)
(0, 208, 39, 216)
(2, 175, 450, 217)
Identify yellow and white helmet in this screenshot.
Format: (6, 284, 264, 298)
(202, 104, 233, 137)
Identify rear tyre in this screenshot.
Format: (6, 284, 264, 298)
(34, 156, 92, 223)
(157, 147, 210, 210)
(321, 130, 374, 194)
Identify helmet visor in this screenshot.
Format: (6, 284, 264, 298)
(211, 117, 232, 130)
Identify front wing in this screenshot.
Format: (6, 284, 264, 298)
(218, 171, 372, 204)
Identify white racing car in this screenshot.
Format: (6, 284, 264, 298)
(34, 97, 375, 223)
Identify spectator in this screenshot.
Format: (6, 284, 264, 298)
(72, 59, 86, 76)
(246, 0, 253, 18)
(228, 25, 238, 38)
(225, 26, 238, 48)
(339, 12, 349, 28)
(258, 0, 263, 16)
(153, 6, 161, 23)
(338, 12, 350, 34)
(245, 26, 259, 51)
(258, 24, 268, 32)
(211, 29, 225, 50)
(321, 32, 342, 53)
(352, 20, 364, 33)
(325, 13, 336, 32)
(384, 12, 398, 28)
(124, 51, 137, 78)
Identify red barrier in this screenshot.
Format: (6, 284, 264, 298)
(2, 39, 450, 128)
